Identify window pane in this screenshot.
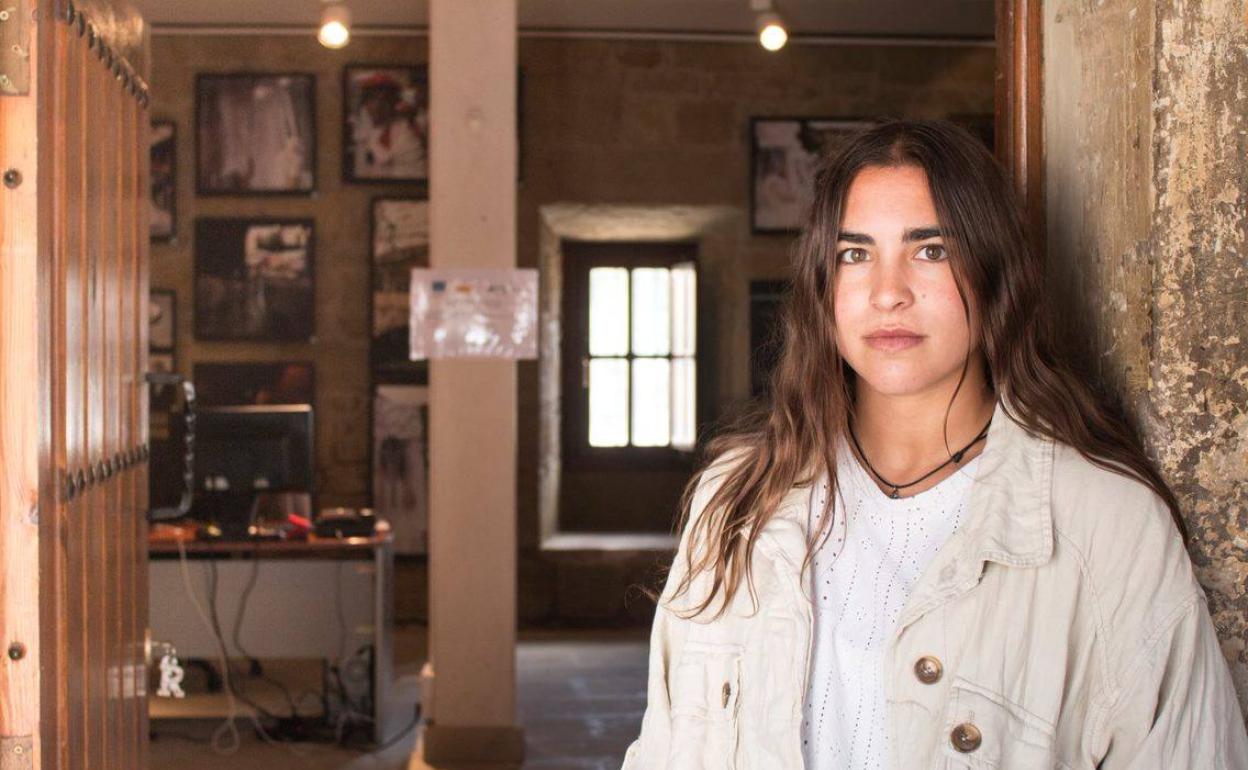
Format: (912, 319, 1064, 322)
(671, 358, 696, 450)
(589, 268, 629, 356)
(671, 262, 696, 356)
(632, 358, 670, 447)
(589, 358, 629, 447)
(631, 268, 670, 356)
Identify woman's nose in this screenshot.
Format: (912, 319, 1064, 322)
(870, 259, 914, 310)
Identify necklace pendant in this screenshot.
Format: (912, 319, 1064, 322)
(889, 487, 900, 499)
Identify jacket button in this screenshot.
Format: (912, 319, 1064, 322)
(914, 655, 943, 684)
(951, 722, 982, 752)
(721, 681, 731, 708)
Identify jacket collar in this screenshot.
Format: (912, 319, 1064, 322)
(757, 395, 1056, 612)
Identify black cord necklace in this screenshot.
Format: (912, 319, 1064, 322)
(847, 413, 993, 499)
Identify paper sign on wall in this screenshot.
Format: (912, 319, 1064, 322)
(409, 268, 538, 360)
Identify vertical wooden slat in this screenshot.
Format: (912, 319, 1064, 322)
(105, 41, 120, 767)
(102, 49, 118, 765)
(134, 45, 152, 770)
(0, 0, 42, 764)
(88, 30, 106, 770)
(65, 10, 89, 768)
(41, 6, 70, 769)
(114, 67, 136, 770)
(994, 0, 1046, 251)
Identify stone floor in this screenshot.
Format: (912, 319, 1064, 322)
(149, 626, 649, 769)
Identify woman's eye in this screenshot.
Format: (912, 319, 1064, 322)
(920, 244, 947, 261)
(837, 248, 867, 264)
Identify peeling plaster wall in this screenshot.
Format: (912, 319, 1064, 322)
(1045, 0, 1248, 712)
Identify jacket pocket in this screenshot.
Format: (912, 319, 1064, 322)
(935, 677, 1056, 770)
(667, 640, 742, 769)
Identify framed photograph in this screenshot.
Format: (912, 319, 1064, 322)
(196, 73, 316, 195)
(343, 65, 428, 185)
(149, 351, 178, 412)
(749, 280, 788, 399)
(193, 361, 315, 407)
(373, 384, 429, 554)
(750, 117, 877, 233)
(371, 197, 429, 383)
(194, 218, 315, 342)
(150, 121, 176, 241)
(149, 289, 176, 351)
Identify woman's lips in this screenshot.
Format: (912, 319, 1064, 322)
(864, 334, 924, 351)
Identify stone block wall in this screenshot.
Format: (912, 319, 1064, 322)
(148, 32, 994, 626)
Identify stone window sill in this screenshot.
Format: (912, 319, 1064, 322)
(540, 532, 678, 552)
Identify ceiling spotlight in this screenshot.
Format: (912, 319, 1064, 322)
(318, 1, 351, 49)
(756, 11, 788, 52)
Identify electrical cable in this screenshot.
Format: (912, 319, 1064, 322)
(175, 540, 316, 757)
(171, 540, 412, 755)
(230, 547, 302, 717)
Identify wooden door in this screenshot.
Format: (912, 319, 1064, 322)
(0, 1, 150, 768)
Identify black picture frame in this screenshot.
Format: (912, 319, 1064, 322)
(150, 121, 177, 242)
(195, 73, 317, 196)
(369, 196, 429, 385)
(149, 288, 177, 351)
(192, 361, 316, 407)
(750, 116, 877, 234)
(193, 217, 316, 342)
(343, 64, 429, 188)
(749, 279, 789, 399)
(149, 350, 178, 412)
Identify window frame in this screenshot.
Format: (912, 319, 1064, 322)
(560, 240, 702, 473)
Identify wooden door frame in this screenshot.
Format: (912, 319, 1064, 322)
(996, 0, 1046, 255)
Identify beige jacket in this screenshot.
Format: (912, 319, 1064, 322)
(621, 397, 1248, 769)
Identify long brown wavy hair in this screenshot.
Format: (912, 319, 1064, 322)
(661, 118, 1188, 621)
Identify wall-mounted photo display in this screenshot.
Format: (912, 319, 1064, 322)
(196, 73, 317, 195)
(194, 218, 315, 342)
(150, 121, 176, 241)
(193, 361, 315, 407)
(751, 117, 876, 234)
(373, 384, 428, 555)
(371, 197, 429, 383)
(149, 288, 177, 351)
(149, 351, 178, 411)
(343, 65, 428, 185)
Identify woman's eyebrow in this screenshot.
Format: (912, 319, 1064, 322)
(837, 226, 943, 244)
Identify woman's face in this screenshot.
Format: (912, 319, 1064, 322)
(832, 164, 978, 399)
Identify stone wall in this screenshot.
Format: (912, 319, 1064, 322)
(149, 33, 994, 625)
(1045, 0, 1248, 711)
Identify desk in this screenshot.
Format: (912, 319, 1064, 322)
(148, 530, 409, 744)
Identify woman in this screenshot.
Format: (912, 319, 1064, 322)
(621, 119, 1247, 769)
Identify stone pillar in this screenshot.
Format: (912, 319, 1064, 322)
(413, 0, 523, 766)
(1044, 0, 1248, 711)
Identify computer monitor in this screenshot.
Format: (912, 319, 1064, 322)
(189, 405, 315, 538)
(195, 404, 315, 495)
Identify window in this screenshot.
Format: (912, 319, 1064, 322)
(562, 241, 699, 469)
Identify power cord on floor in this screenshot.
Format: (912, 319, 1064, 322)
(175, 540, 317, 757)
(168, 540, 416, 754)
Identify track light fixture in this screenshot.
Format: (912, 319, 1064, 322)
(750, 0, 788, 52)
(318, 1, 351, 49)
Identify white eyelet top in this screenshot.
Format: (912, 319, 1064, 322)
(800, 432, 983, 770)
